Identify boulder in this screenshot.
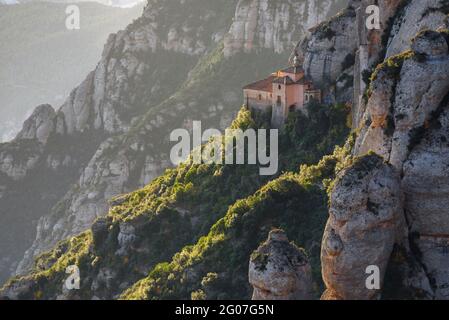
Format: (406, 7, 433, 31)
(249, 229, 314, 300)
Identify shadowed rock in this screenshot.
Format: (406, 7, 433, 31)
(249, 229, 314, 300)
(321, 154, 402, 300)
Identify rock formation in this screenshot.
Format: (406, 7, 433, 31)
(224, 0, 344, 58)
(15, 105, 56, 144)
(321, 2, 449, 299)
(321, 154, 402, 300)
(0, 0, 449, 299)
(302, 5, 357, 88)
(249, 229, 314, 300)
(0, 0, 346, 286)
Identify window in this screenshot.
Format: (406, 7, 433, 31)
(277, 96, 282, 105)
(258, 94, 262, 101)
(278, 85, 282, 90)
(305, 95, 309, 102)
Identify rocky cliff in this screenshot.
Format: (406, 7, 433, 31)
(8, 0, 449, 301)
(321, 154, 402, 300)
(0, 0, 346, 287)
(321, 0, 449, 300)
(249, 229, 314, 300)
(1, 0, 240, 284)
(224, 0, 344, 57)
(0, 2, 144, 142)
(0, 99, 351, 299)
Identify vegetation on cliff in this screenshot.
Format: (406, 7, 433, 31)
(1, 100, 351, 299)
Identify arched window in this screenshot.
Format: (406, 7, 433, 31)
(278, 85, 282, 90)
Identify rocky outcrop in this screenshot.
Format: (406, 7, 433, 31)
(355, 30, 449, 170)
(249, 229, 314, 300)
(386, 0, 449, 58)
(321, 154, 402, 300)
(401, 90, 449, 299)
(302, 5, 357, 89)
(0, 105, 54, 181)
(224, 0, 346, 58)
(353, 0, 449, 128)
(15, 104, 56, 144)
(0, 140, 42, 181)
(352, 0, 407, 124)
(289, 1, 366, 105)
(323, 24, 449, 299)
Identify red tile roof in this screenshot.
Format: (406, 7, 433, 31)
(243, 75, 275, 92)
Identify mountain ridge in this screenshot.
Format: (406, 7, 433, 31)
(0, 0, 347, 287)
(0, 1, 145, 141)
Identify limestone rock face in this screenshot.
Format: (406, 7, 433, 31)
(224, 0, 346, 58)
(411, 30, 449, 57)
(401, 103, 449, 299)
(355, 30, 449, 171)
(302, 5, 358, 88)
(0, 141, 42, 181)
(16, 104, 56, 144)
(321, 155, 402, 300)
(249, 229, 314, 300)
(0, 105, 56, 181)
(386, 0, 449, 58)
(351, 0, 405, 116)
(324, 26, 449, 299)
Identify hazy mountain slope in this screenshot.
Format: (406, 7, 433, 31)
(3, 0, 348, 287)
(0, 0, 348, 289)
(3, 0, 449, 301)
(119, 1, 449, 300)
(0, 101, 350, 300)
(0, 2, 144, 141)
(0, 0, 243, 285)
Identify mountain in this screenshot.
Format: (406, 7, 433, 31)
(322, 0, 449, 300)
(0, 98, 351, 300)
(0, 1, 144, 142)
(4, 0, 449, 301)
(0, 0, 347, 288)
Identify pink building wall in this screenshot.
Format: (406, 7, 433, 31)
(243, 89, 272, 111)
